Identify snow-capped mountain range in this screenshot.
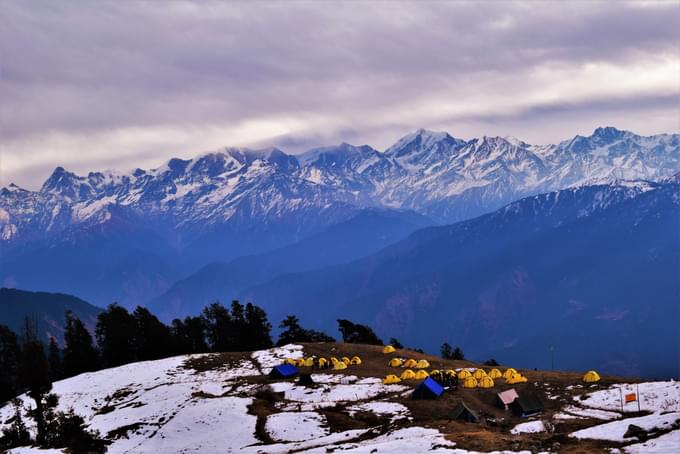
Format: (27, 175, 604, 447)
(2, 126, 678, 246)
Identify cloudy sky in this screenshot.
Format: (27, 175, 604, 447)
(1, 0, 679, 189)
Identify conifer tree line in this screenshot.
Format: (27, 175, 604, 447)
(0, 301, 470, 452)
(1, 300, 467, 406)
(0, 300, 324, 405)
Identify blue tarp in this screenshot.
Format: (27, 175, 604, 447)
(412, 376, 444, 399)
(269, 364, 299, 378)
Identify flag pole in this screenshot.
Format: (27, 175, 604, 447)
(637, 383, 641, 413)
(619, 386, 624, 413)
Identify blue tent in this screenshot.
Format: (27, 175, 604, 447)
(412, 377, 444, 399)
(269, 364, 299, 379)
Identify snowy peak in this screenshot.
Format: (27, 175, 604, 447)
(385, 128, 465, 158)
(561, 127, 635, 153)
(1, 126, 679, 245)
(40, 166, 98, 202)
(591, 126, 630, 142)
(1, 183, 28, 195)
(384, 129, 468, 173)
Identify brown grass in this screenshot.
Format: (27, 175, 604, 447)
(186, 342, 644, 452)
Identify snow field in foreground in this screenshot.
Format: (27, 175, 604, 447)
(570, 411, 680, 442)
(265, 412, 328, 442)
(622, 429, 680, 453)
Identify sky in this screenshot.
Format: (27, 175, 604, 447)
(1, 0, 679, 189)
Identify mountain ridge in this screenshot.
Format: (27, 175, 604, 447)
(1, 126, 678, 308)
(3, 126, 678, 243)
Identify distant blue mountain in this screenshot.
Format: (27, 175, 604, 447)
(147, 208, 430, 321)
(242, 179, 679, 378)
(1, 126, 678, 311)
(0, 288, 101, 344)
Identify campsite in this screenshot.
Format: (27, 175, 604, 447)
(2, 339, 678, 452)
(272, 342, 621, 452)
(177, 342, 677, 453)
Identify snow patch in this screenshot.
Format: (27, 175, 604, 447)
(570, 412, 680, 442)
(251, 344, 304, 373)
(266, 411, 329, 442)
(511, 420, 546, 434)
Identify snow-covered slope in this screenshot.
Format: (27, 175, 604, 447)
(2, 344, 679, 453)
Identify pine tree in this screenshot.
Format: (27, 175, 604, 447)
(336, 319, 382, 345)
(201, 302, 233, 352)
(96, 303, 135, 367)
(440, 342, 453, 359)
(47, 337, 63, 382)
(132, 306, 171, 361)
(170, 316, 208, 354)
(63, 311, 99, 378)
(19, 317, 51, 445)
(388, 337, 404, 349)
(276, 315, 335, 346)
(276, 316, 306, 346)
(230, 301, 246, 351)
(0, 324, 20, 404)
(1, 399, 31, 448)
(244, 302, 272, 350)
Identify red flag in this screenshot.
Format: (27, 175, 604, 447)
(625, 393, 637, 403)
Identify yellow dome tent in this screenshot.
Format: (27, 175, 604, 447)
(506, 373, 528, 384)
(445, 369, 457, 377)
(473, 369, 487, 380)
(334, 361, 348, 370)
(488, 368, 502, 379)
(415, 369, 430, 380)
(318, 358, 328, 367)
(295, 358, 306, 367)
(400, 369, 416, 380)
(478, 376, 495, 388)
(502, 368, 518, 379)
(463, 376, 478, 388)
(457, 369, 472, 379)
(330, 356, 339, 364)
(383, 345, 396, 354)
(304, 357, 314, 367)
(389, 358, 403, 367)
(383, 374, 401, 384)
(415, 359, 430, 369)
(582, 370, 601, 383)
(403, 359, 417, 368)
(341, 356, 351, 365)
(351, 356, 362, 365)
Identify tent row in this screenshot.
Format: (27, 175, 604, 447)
(384, 366, 530, 388)
(460, 368, 529, 387)
(388, 358, 432, 369)
(284, 355, 362, 370)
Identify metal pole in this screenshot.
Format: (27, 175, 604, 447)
(619, 387, 624, 413)
(637, 383, 641, 413)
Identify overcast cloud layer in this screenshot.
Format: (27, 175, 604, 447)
(1, 0, 679, 189)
